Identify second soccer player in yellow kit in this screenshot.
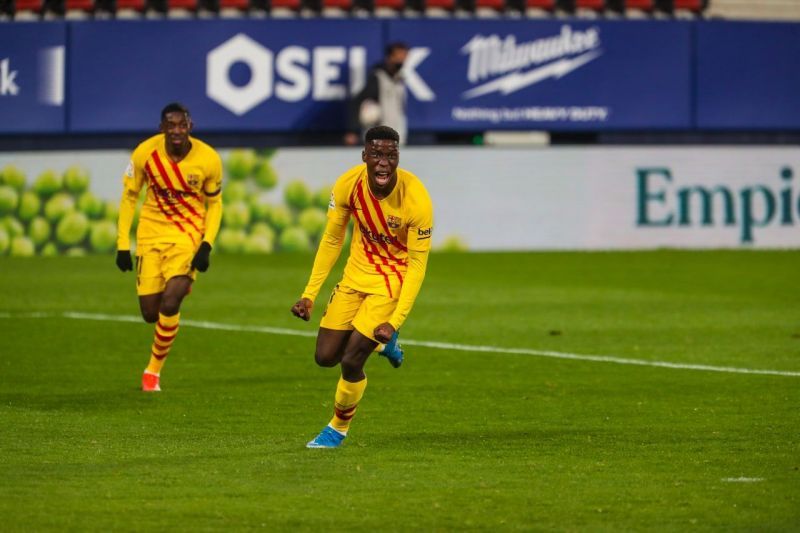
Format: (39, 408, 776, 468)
(291, 126, 434, 448)
(116, 103, 223, 393)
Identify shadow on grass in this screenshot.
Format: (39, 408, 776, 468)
(0, 389, 163, 413)
(360, 427, 610, 452)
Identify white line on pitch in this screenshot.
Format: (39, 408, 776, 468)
(2, 311, 800, 378)
(721, 477, 765, 483)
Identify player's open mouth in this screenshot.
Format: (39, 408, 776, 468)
(375, 172, 391, 185)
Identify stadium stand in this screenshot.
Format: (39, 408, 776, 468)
(218, 0, 250, 16)
(64, 0, 95, 17)
(474, 0, 505, 17)
(524, 0, 556, 17)
(606, 0, 654, 16)
(266, 0, 301, 15)
(304, 0, 373, 16)
(575, 0, 606, 16)
(6, 0, 800, 21)
(422, 0, 454, 16)
(320, 0, 352, 16)
(0, 0, 653, 18)
(673, 0, 705, 13)
(166, 0, 199, 17)
(114, 0, 147, 17)
(707, 0, 800, 20)
(12, 0, 44, 18)
(372, 0, 405, 16)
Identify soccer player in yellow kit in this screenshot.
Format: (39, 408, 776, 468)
(116, 103, 223, 392)
(291, 126, 433, 448)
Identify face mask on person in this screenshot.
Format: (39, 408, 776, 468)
(387, 61, 404, 74)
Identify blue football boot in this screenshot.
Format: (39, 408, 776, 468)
(306, 425, 346, 449)
(379, 330, 404, 368)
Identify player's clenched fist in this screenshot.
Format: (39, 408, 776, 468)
(116, 250, 133, 272)
(373, 322, 395, 344)
(291, 298, 313, 321)
(191, 241, 212, 272)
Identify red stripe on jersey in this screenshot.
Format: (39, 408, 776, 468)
(144, 162, 187, 235)
(364, 182, 408, 253)
(350, 194, 398, 293)
(357, 204, 405, 286)
(166, 157, 200, 199)
(152, 351, 168, 361)
(362, 224, 404, 285)
(360, 233, 393, 297)
(357, 186, 405, 284)
(146, 158, 202, 234)
(356, 181, 406, 266)
(151, 151, 203, 223)
(387, 263, 404, 285)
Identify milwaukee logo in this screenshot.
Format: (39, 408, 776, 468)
(461, 26, 601, 100)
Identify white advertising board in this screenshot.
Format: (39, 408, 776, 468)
(2, 146, 797, 250)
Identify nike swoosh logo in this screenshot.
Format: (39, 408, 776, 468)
(462, 49, 602, 100)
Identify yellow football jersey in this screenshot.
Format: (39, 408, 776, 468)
(118, 134, 222, 249)
(302, 163, 433, 329)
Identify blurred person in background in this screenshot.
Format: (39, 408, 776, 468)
(345, 42, 410, 146)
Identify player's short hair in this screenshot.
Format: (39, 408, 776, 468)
(161, 102, 191, 122)
(385, 42, 409, 57)
(365, 126, 400, 144)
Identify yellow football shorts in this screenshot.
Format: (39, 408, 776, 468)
(135, 242, 197, 296)
(320, 284, 397, 341)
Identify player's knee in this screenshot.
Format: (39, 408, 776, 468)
(160, 297, 182, 316)
(142, 310, 159, 324)
(314, 349, 339, 368)
(339, 355, 364, 378)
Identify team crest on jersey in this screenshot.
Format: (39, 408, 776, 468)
(187, 174, 201, 189)
(387, 215, 402, 229)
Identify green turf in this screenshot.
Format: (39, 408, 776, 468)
(1, 251, 799, 531)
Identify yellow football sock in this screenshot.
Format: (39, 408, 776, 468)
(145, 312, 180, 375)
(328, 375, 367, 435)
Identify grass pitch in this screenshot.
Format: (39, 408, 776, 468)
(1, 251, 799, 531)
